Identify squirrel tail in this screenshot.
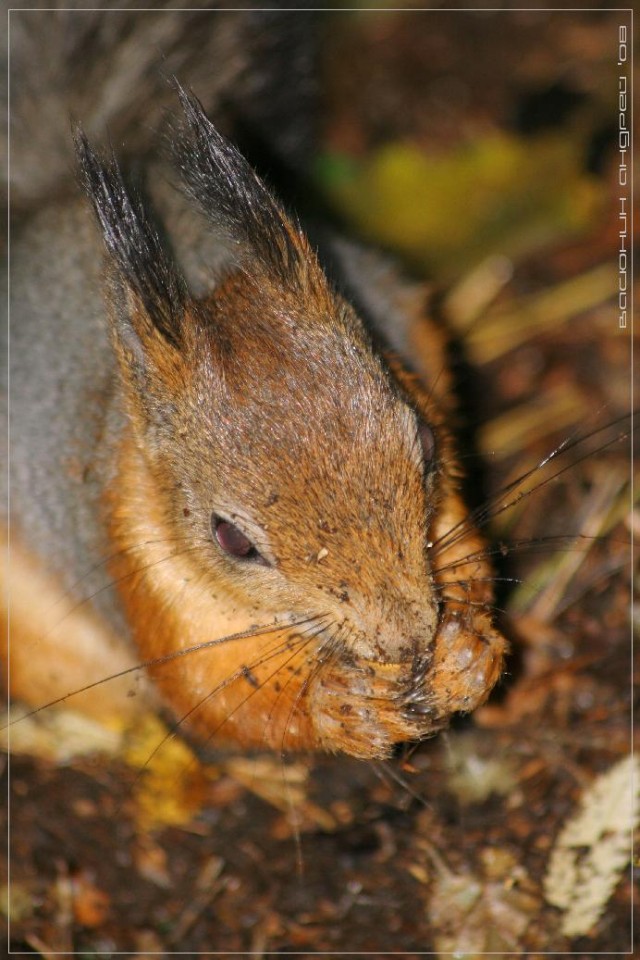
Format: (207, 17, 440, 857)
(6, 2, 320, 214)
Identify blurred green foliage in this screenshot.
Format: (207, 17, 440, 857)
(316, 132, 605, 281)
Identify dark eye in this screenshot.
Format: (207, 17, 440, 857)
(211, 515, 267, 565)
(418, 422, 436, 466)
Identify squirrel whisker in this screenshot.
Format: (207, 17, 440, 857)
(4, 616, 323, 731)
(430, 415, 633, 555)
(186, 618, 334, 756)
(432, 534, 610, 578)
(41, 543, 206, 640)
(137, 618, 333, 781)
(274, 619, 349, 755)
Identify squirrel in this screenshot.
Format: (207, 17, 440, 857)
(2, 4, 507, 760)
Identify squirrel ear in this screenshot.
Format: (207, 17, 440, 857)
(75, 129, 187, 354)
(171, 85, 321, 295)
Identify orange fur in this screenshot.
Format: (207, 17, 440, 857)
(2, 530, 152, 723)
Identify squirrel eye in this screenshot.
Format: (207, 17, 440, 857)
(418, 422, 436, 466)
(211, 515, 266, 564)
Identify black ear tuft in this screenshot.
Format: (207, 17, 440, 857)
(75, 128, 186, 347)
(170, 84, 307, 289)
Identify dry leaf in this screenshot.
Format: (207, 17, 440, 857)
(224, 756, 337, 830)
(428, 862, 538, 955)
(70, 871, 110, 928)
(445, 730, 517, 804)
(543, 754, 639, 937)
(0, 706, 122, 763)
(122, 714, 209, 831)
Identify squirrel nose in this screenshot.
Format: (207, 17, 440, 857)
(351, 598, 438, 663)
(373, 621, 436, 663)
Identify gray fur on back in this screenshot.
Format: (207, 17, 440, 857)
(6, 199, 128, 628)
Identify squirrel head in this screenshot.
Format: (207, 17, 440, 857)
(77, 90, 505, 758)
